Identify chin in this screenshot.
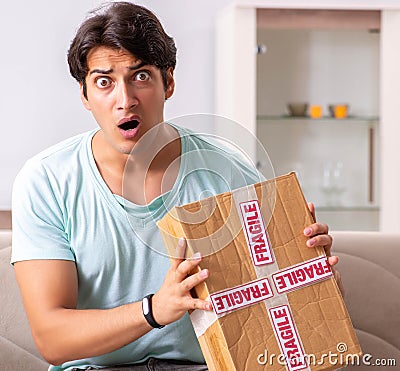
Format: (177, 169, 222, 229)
(120, 146, 135, 155)
(113, 141, 135, 156)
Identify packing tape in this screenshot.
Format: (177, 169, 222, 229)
(232, 184, 290, 307)
(232, 185, 311, 371)
(234, 184, 311, 371)
(190, 296, 218, 338)
(207, 256, 332, 317)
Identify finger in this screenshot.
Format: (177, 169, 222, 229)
(306, 233, 333, 250)
(307, 202, 316, 222)
(170, 237, 186, 269)
(180, 268, 209, 292)
(304, 222, 329, 238)
(175, 253, 202, 282)
(188, 298, 213, 311)
(328, 255, 339, 266)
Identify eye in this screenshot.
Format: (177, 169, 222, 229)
(95, 77, 112, 88)
(134, 71, 151, 82)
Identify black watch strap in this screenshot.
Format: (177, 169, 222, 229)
(142, 294, 165, 329)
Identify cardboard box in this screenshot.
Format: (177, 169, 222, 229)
(157, 173, 361, 371)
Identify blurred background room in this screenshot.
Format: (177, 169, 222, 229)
(1, 0, 400, 232)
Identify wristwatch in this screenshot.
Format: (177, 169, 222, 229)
(142, 294, 165, 329)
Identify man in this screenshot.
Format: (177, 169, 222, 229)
(11, 2, 339, 370)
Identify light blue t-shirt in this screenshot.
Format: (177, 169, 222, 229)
(11, 124, 263, 370)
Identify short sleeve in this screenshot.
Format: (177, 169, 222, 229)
(11, 159, 75, 264)
(230, 153, 266, 189)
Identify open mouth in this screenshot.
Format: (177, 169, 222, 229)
(118, 119, 140, 131)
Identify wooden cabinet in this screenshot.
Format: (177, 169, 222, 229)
(257, 116, 379, 230)
(216, 4, 400, 231)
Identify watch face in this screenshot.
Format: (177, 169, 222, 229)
(143, 297, 150, 315)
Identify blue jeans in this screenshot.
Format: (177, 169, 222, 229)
(72, 358, 208, 370)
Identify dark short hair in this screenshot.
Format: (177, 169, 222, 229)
(67, 1, 177, 98)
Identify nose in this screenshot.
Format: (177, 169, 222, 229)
(115, 81, 137, 110)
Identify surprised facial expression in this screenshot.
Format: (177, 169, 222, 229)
(81, 46, 175, 156)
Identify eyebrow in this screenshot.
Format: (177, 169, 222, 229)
(89, 61, 148, 76)
(129, 61, 147, 71)
(89, 68, 112, 75)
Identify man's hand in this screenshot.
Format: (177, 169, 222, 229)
(152, 238, 212, 326)
(304, 202, 344, 296)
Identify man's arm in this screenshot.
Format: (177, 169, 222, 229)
(14, 259, 150, 365)
(14, 239, 211, 366)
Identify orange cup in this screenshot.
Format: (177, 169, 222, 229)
(334, 105, 348, 119)
(310, 105, 323, 118)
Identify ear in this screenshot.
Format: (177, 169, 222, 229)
(80, 82, 91, 111)
(165, 67, 175, 100)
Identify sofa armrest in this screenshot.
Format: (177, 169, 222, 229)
(331, 231, 400, 369)
(0, 232, 48, 370)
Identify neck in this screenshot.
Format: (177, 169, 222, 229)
(123, 125, 182, 204)
(91, 125, 182, 203)
(91, 130, 128, 196)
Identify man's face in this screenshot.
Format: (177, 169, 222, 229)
(81, 46, 174, 156)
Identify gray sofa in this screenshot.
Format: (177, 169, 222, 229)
(333, 231, 400, 370)
(1, 230, 399, 370)
(0, 230, 48, 370)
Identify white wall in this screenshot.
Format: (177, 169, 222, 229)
(2, 0, 400, 216)
(0, 0, 103, 209)
(0, 0, 241, 209)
